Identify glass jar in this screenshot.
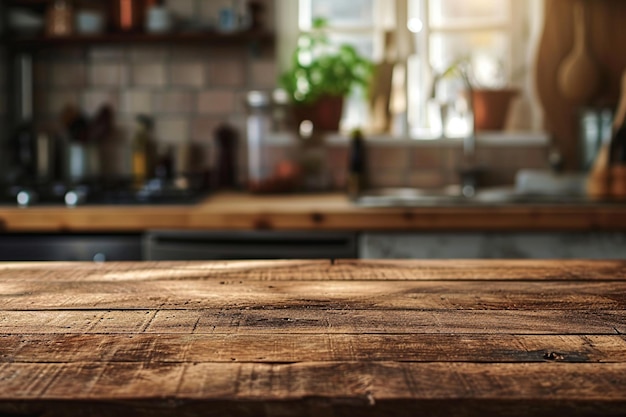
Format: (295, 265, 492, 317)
(46, 0, 75, 37)
(245, 91, 300, 193)
(110, 0, 145, 32)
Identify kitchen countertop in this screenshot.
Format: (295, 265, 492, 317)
(0, 192, 626, 232)
(0, 259, 625, 416)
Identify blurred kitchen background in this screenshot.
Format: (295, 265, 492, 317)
(1, 0, 626, 199)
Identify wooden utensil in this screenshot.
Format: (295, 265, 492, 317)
(613, 70, 626, 132)
(369, 31, 395, 133)
(557, 0, 601, 104)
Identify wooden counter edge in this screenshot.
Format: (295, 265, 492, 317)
(0, 193, 625, 232)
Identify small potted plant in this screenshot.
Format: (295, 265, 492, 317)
(279, 18, 373, 132)
(431, 57, 520, 132)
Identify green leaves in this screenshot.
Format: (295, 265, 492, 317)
(279, 18, 373, 104)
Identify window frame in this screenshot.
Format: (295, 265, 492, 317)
(276, 0, 545, 137)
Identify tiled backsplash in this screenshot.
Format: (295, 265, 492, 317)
(1, 0, 549, 190)
(22, 0, 276, 178)
(32, 42, 275, 175)
(319, 141, 548, 190)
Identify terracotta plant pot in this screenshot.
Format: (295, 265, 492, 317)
(471, 88, 519, 131)
(292, 95, 344, 132)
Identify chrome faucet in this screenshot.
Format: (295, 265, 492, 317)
(431, 60, 481, 198)
(459, 92, 479, 198)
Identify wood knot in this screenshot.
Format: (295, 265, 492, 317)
(544, 352, 565, 361)
(311, 212, 325, 224)
(253, 218, 273, 230)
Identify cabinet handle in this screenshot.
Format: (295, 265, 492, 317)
(93, 253, 107, 263)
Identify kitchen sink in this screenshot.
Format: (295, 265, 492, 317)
(355, 186, 594, 207)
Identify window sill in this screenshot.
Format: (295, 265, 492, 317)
(266, 131, 549, 147)
(326, 131, 549, 147)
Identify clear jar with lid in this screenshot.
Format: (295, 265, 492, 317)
(46, 0, 75, 37)
(245, 91, 300, 193)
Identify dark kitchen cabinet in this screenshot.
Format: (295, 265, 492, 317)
(0, 233, 143, 261)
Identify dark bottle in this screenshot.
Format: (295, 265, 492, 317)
(347, 128, 367, 200)
(11, 122, 38, 182)
(610, 120, 626, 198)
(131, 115, 154, 189)
(214, 124, 238, 189)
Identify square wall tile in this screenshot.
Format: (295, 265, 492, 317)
(191, 117, 221, 142)
(197, 90, 236, 114)
(46, 91, 80, 116)
(154, 91, 195, 114)
(170, 46, 214, 61)
(368, 171, 407, 188)
(411, 147, 444, 170)
(155, 117, 190, 144)
(49, 62, 87, 87)
(199, 0, 231, 25)
(81, 90, 120, 115)
(326, 146, 349, 172)
(409, 171, 446, 189)
(366, 147, 410, 171)
(208, 60, 245, 87)
(130, 46, 169, 62)
(166, 0, 197, 18)
(89, 63, 128, 87)
(121, 90, 153, 115)
(170, 63, 206, 88)
(249, 60, 277, 89)
(132, 63, 167, 87)
(89, 47, 128, 61)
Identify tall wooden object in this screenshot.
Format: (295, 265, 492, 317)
(536, 0, 626, 170)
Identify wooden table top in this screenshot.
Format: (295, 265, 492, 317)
(1, 192, 626, 232)
(1, 259, 626, 416)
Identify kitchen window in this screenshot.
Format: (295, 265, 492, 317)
(277, 0, 544, 138)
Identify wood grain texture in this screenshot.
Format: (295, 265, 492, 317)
(2, 309, 624, 335)
(3, 334, 626, 363)
(0, 260, 625, 416)
(536, 0, 626, 170)
(1, 280, 626, 310)
(0, 193, 626, 232)
(0, 259, 625, 282)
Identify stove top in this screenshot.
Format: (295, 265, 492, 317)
(1, 178, 209, 207)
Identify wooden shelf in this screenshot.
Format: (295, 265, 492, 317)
(5, 30, 275, 49)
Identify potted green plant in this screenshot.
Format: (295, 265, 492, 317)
(279, 18, 373, 132)
(431, 57, 520, 132)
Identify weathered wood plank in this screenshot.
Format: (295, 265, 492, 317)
(332, 259, 626, 281)
(1, 260, 625, 416)
(1, 279, 625, 310)
(0, 260, 332, 282)
(2, 334, 626, 364)
(1, 309, 624, 335)
(2, 361, 626, 403)
(0, 260, 625, 283)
